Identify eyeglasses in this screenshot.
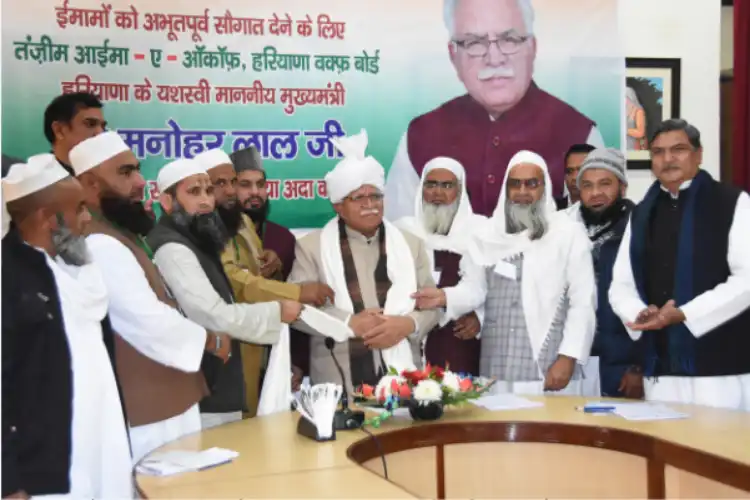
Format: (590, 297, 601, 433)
(423, 180, 457, 190)
(507, 178, 543, 189)
(453, 32, 531, 57)
(347, 193, 384, 203)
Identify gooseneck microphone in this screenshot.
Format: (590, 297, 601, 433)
(325, 337, 365, 430)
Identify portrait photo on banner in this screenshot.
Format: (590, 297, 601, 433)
(625, 57, 682, 170)
(1, 0, 624, 228)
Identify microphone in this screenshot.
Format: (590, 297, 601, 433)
(325, 337, 365, 430)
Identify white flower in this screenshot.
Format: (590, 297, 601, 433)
(441, 371, 461, 393)
(375, 375, 405, 400)
(413, 379, 443, 403)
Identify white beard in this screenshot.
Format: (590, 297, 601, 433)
(505, 198, 548, 240)
(421, 200, 459, 236)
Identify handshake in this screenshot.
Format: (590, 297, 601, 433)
(347, 309, 416, 350)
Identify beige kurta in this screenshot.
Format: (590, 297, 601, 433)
(288, 225, 441, 394)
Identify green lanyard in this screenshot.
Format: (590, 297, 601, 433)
(232, 237, 241, 261)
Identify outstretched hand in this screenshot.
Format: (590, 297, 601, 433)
(411, 288, 446, 309)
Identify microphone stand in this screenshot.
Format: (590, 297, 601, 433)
(325, 337, 365, 430)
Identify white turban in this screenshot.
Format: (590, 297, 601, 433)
(69, 131, 130, 176)
(324, 129, 384, 203)
(193, 148, 233, 172)
(157, 158, 208, 193)
(2, 154, 70, 238)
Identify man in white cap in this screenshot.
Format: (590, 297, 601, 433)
(288, 130, 442, 394)
(69, 132, 219, 463)
(147, 158, 303, 428)
(2, 154, 132, 498)
(395, 157, 487, 374)
(194, 148, 334, 415)
(413, 150, 596, 395)
(566, 148, 641, 398)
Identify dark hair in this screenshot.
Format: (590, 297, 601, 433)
(43, 92, 103, 144)
(564, 144, 596, 164)
(649, 119, 702, 149)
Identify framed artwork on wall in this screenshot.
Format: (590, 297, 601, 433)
(625, 57, 682, 170)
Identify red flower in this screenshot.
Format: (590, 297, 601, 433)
(390, 379, 401, 394)
(402, 369, 427, 385)
(459, 378, 473, 392)
(398, 383, 412, 399)
(361, 384, 374, 397)
(377, 386, 386, 403)
(432, 365, 445, 380)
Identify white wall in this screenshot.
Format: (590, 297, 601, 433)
(619, 0, 721, 202)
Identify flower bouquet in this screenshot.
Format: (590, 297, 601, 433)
(352, 364, 495, 427)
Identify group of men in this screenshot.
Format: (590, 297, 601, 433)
(3, 0, 750, 491)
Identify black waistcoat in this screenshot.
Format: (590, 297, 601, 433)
(1, 229, 128, 496)
(148, 216, 246, 413)
(635, 178, 750, 377)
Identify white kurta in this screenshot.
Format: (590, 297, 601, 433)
(86, 233, 208, 462)
(384, 127, 605, 221)
(44, 255, 133, 499)
(609, 188, 750, 411)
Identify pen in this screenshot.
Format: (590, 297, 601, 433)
(575, 405, 615, 413)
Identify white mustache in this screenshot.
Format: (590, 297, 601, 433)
(360, 209, 380, 216)
(478, 66, 515, 80)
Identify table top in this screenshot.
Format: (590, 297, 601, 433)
(136, 397, 750, 497)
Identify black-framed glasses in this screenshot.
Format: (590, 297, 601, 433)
(423, 180, 457, 190)
(507, 178, 543, 189)
(453, 32, 531, 57)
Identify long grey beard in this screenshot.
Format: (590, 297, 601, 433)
(52, 214, 91, 266)
(421, 200, 459, 235)
(505, 198, 548, 240)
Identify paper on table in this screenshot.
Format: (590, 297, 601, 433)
(611, 403, 689, 421)
(298, 305, 352, 342)
(470, 394, 544, 411)
(136, 447, 239, 477)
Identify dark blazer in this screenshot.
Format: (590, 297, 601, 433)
(555, 196, 570, 210)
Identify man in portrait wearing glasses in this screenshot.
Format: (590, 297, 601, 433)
(288, 130, 441, 394)
(413, 151, 596, 396)
(385, 0, 603, 221)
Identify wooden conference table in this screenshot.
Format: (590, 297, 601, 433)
(136, 396, 750, 499)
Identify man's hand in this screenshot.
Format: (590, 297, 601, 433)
(348, 309, 384, 337)
(205, 333, 232, 363)
(362, 316, 415, 349)
(291, 365, 304, 392)
(453, 311, 481, 339)
(279, 300, 303, 323)
(259, 249, 283, 278)
(411, 287, 446, 309)
(618, 368, 645, 399)
(626, 300, 686, 331)
(544, 355, 576, 391)
(299, 282, 335, 307)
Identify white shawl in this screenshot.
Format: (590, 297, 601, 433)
(319, 216, 417, 372)
(395, 157, 487, 328)
(466, 151, 589, 362)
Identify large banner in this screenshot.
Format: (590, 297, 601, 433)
(2, 0, 623, 229)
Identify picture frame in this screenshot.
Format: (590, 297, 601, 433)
(625, 57, 682, 170)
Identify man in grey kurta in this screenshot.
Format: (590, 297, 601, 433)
(288, 130, 441, 394)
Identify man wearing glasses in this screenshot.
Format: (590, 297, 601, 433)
(288, 130, 441, 394)
(385, 0, 603, 222)
(413, 151, 596, 396)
